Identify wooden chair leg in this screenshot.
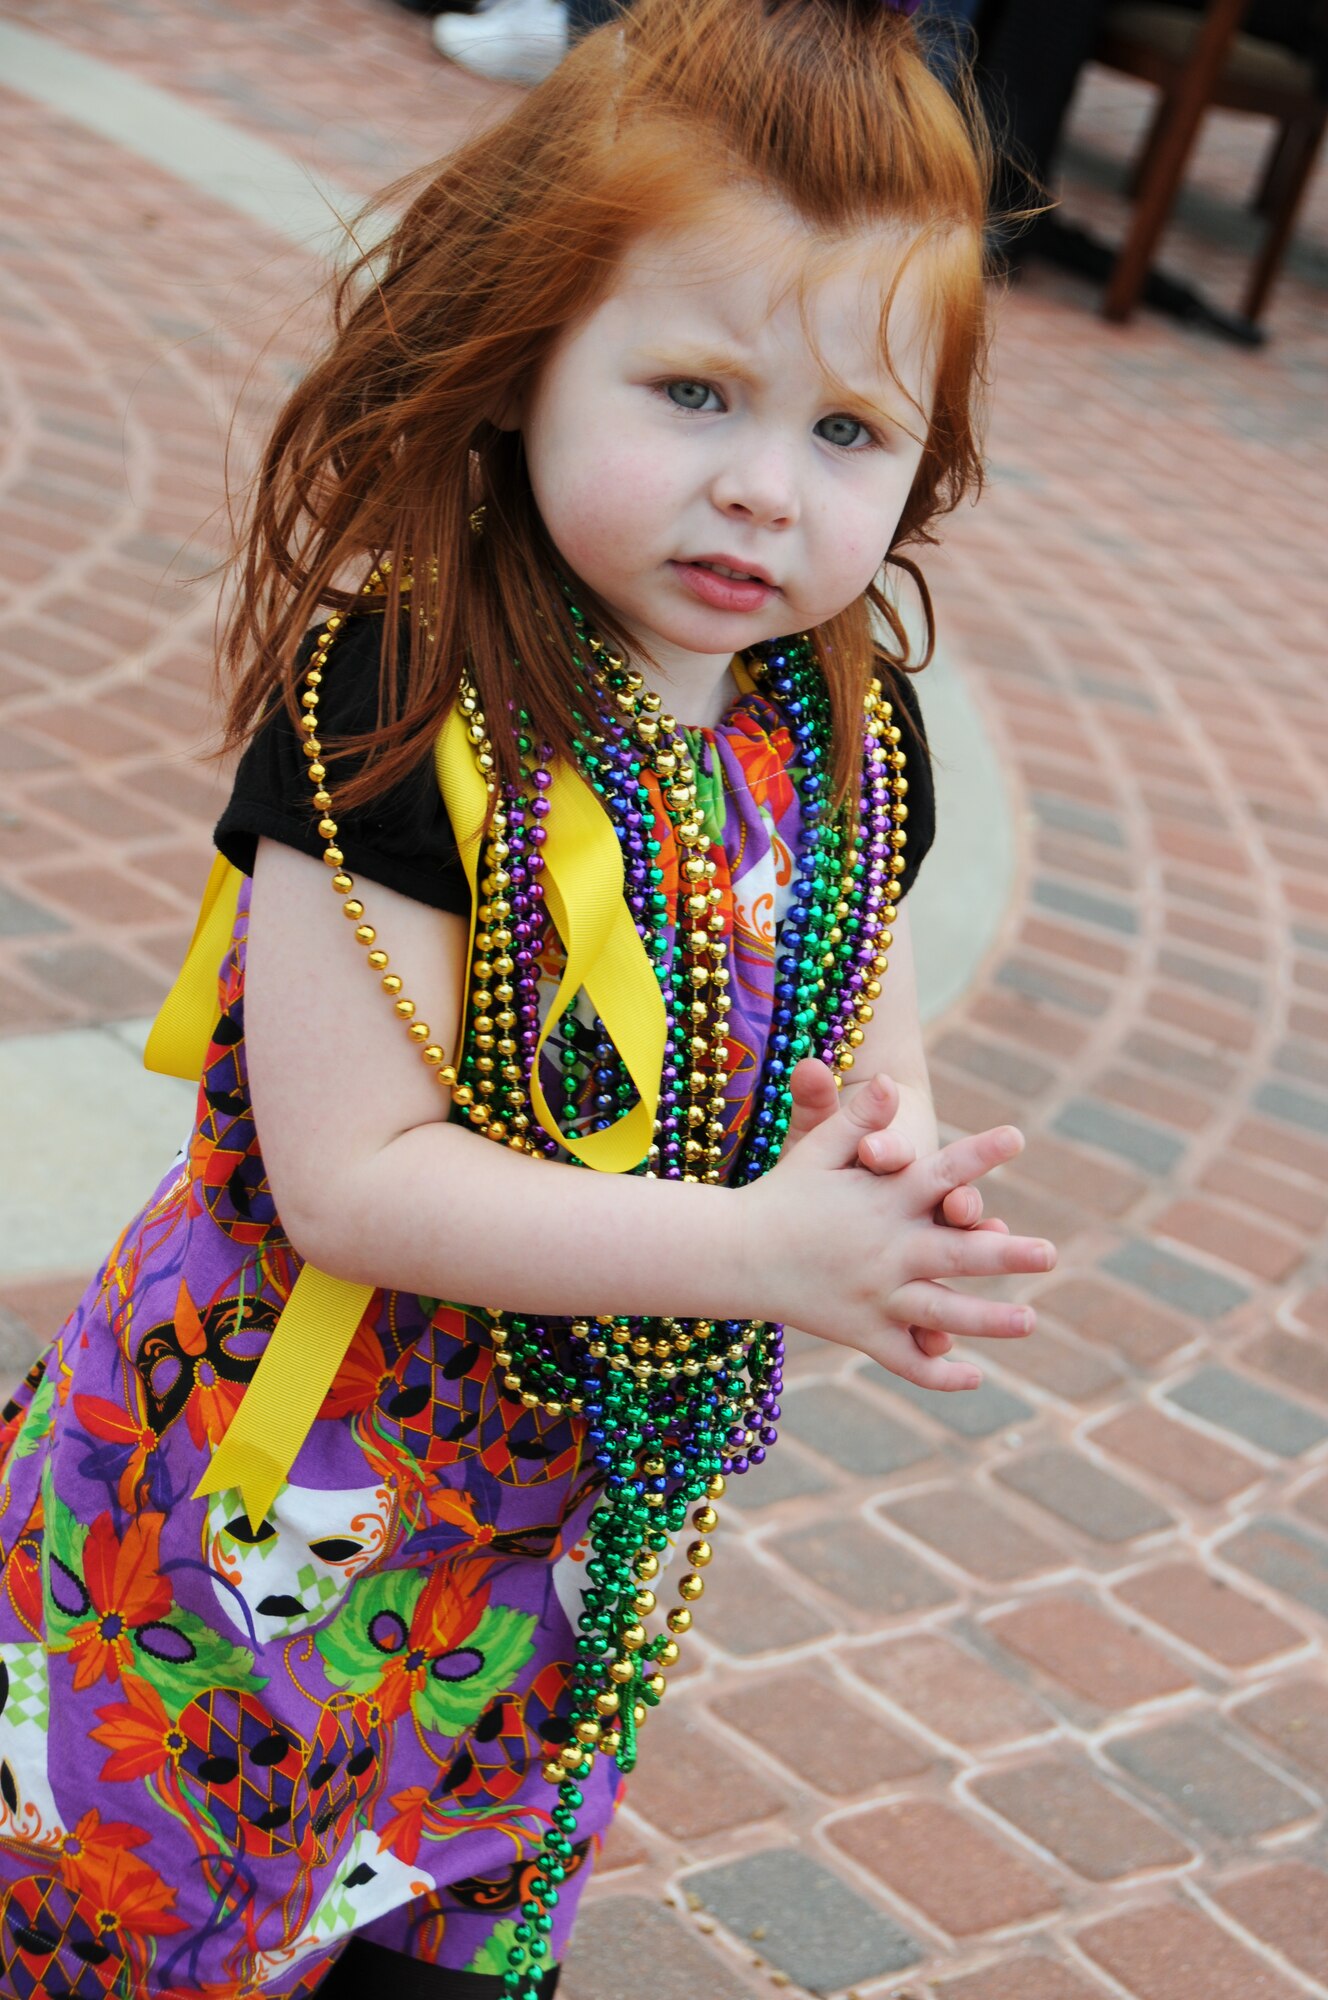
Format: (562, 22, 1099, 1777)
(1129, 93, 1175, 199)
(1103, 0, 1252, 324)
(1242, 108, 1328, 321)
(1252, 117, 1297, 216)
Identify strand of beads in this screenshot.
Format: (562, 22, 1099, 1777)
(820, 679, 907, 1077)
(562, 608, 712, 1183)
(593, 668, 733, 1183)
(300, 568, 465, 1103)
(504, 749, 558, 1157)
(452, 788, 515, 1142)
(731, 636, 845, 1178)
(596, 655, 734, 1186)
(732, 643, 907, 1181)
(556, 649, 673, 1161)
(491, 1366, 741, 1997)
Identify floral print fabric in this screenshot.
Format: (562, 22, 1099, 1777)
(0, 690, 801, 1995)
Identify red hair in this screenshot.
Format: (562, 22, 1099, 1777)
(218, 0, 991, 804)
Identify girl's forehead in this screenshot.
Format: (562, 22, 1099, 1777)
(618, 197, 914, 311)
(601, 200, 937, 397)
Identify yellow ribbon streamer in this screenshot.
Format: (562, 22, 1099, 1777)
(147, 710, 667, 1528)
(191, 1266, 375, 1525)
(435, 704, 665, 1173)
(143, 852, 243, 1082)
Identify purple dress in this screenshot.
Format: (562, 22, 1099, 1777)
(0, 693, 801, 1996)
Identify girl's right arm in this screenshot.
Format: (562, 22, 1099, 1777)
(245, 840, 1054, 1389)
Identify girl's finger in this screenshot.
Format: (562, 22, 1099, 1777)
(856, 1329, 982, 1392)
(943, 1201, 1012, 1233)
(892, 1280, 1036, 1341)
(940, 1185, 982, 1226)
(784, 1056, 843, 1147)
(797, 1070, 900, 1170)
(910, 1324, 952, 1357)
(908, 1228, 1055, 1283)
(860, 1129, 916, 1174)
(841, 1070, 901, 1134)
(912, 1124, 1026, 1208)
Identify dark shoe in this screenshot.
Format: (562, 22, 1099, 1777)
(392, 0, 481, 15)
(315, 1935, 560, 1997)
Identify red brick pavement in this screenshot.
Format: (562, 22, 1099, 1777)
(1, 7, 1327, 1995)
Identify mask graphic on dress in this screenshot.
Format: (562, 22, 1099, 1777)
(204, 1480, 395, 1646)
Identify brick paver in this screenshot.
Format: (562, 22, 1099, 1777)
(1, 6, 1326, 1995)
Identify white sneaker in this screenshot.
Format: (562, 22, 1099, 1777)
(433, 0, 568, 84)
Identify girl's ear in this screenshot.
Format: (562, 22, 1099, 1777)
(490, 387, 524, 433)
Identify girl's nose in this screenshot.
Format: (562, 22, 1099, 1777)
(710, 453, 798, 530)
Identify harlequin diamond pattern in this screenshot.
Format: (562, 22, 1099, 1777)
(1, 1646, 48, 1732)
(295, 1561, 350, 1621)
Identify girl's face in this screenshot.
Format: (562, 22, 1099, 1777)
(518, 192, 939, 705)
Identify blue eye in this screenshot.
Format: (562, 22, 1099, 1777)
(816, 414, 871, 449)
(665, 380, 718, 411)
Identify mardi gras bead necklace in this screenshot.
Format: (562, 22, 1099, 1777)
(301, 566, 905, 1999)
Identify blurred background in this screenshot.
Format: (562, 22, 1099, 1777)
(0, 2, 1326, 1994)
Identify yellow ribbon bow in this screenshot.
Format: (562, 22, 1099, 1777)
(146, 711, 666, 1529)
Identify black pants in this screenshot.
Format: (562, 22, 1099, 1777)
(567, 0, 622, 38)
(314, 1936, 561, 1998)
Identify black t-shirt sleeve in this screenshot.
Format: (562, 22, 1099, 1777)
(214, 622, 937, 914)
(884, 663, 935, 902)
(213, 615, 471, 916)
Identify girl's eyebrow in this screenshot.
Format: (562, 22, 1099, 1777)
(639, 344, 763, 387)
(639, 344, 900, 423)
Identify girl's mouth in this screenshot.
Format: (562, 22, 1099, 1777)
(671, 559, 777, 613)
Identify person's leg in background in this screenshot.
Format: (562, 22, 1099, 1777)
(568, 0, 983, 55)
(566, 0, 622, 39)
(917, 0, 981, 94)
(971, 0, 1112, 214)
(925, 0, 981, 28)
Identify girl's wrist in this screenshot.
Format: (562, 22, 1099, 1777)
(726, 1178, 781, 1329)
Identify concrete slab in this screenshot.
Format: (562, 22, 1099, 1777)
(907, 639, 1019, 1025)
(0, 20, 363, 251)
(0, 1018, 193, 1280)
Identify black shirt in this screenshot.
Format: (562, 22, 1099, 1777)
(214, 615, 936, 909)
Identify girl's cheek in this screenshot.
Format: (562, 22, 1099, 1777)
(575, 447, 673, 541)
(836, 477, 913, 575)
(813, 509, 877, 588)
(540, 475, 648, 579)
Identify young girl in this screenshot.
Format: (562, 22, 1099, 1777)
(0, 2, 1055, 1993)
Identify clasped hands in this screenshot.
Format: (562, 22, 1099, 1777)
(768, 1057, 1055, 1392)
